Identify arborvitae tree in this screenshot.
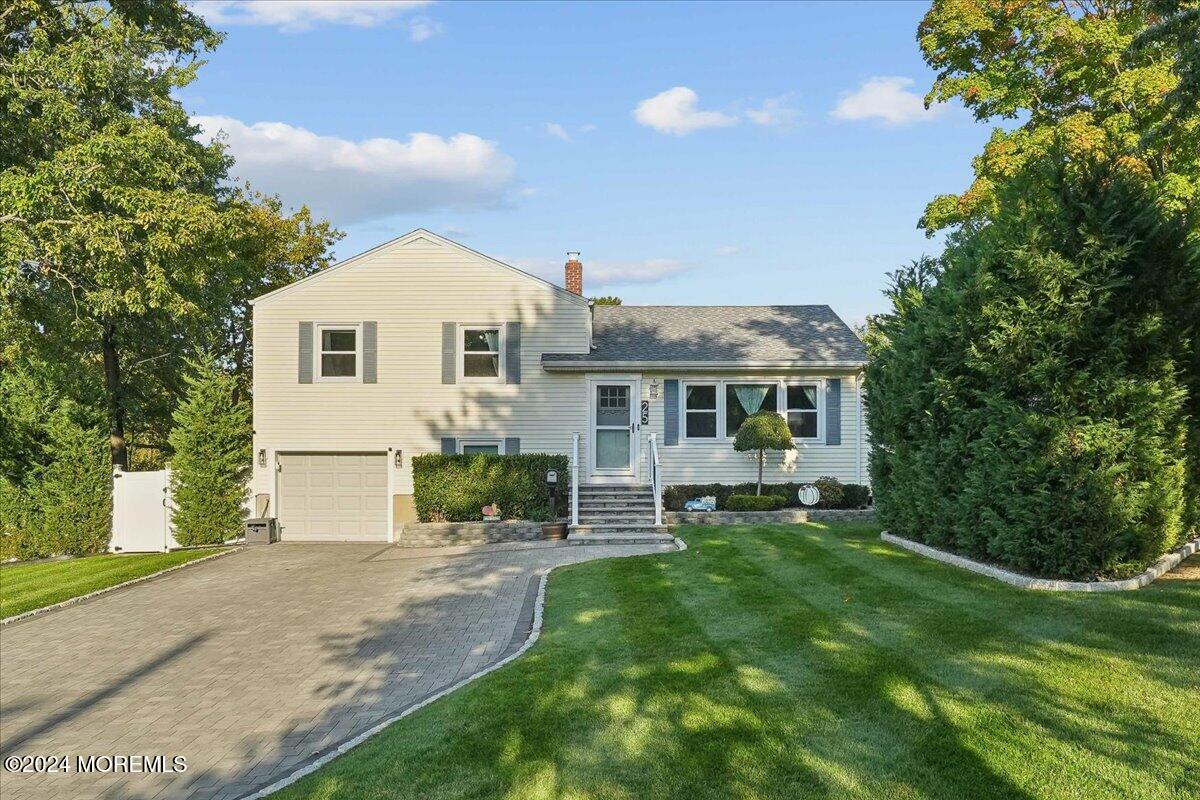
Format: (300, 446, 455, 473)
(168, 357, 251, 546)
(36, 405, 112, 555)
(867, 153, 1197, 580)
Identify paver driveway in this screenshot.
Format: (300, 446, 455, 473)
(0, 540, 675, 800)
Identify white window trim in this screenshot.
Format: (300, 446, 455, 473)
(457, 323, 507, 384)
(783, 380, 824, 443)
(458, 438, 505, 455)
(314, 322, 362, 383)
(681, 380, 721, 442)
(676, 378, 826, 446)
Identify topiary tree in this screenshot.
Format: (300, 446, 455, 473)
(733, 411, 794, 496)
(168, 357, 251, 546)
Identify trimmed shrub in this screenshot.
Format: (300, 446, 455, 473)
(168, 358, 251, 546)
(412, 453, 569, 522)
(813, 477, 845, 510)
(664, 480, 871, 511)
(726, 494, 786, 512)
(866, 155, 1196, 580)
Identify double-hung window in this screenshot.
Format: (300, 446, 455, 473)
(460, 326, 504, 381)
(684, 383, 718, 439)
(785, 383, 819, 439)
(725, 382, 778, 438)
(316, 324, 360, 381)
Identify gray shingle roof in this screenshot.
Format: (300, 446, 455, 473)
(542, 305, 866, 367)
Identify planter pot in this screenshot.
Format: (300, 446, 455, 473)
(482, 515, 500, 522)
(542, 522, 568, 540)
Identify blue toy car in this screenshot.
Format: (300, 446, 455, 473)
(683, 496, 717, 512)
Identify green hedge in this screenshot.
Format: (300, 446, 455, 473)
(726, 494, 786, 512)
(663, 478, 872, 512)
(865, 157, 1196, 580)
(412, 453, 569, 522)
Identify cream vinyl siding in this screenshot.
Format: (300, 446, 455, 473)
(638, 371, 867, 487)
(250, 233, 591, 508)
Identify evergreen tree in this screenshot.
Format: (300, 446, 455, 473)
(36, 405, 112, 555)
(168, 357, 251, 546)
(867, 153, 1196, 579)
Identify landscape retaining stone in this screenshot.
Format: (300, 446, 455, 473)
(397, 521, 549, 548)
(665, 508, 875, 526)
(881, 531, 1200, 592)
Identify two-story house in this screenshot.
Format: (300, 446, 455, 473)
(249, 229, 868, 542)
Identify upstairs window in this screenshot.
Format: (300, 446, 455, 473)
(786, 383, 819, 439)
(461, 326, 503, 380)
(684, 384, 718, 439)
(316, 325, 359, 380)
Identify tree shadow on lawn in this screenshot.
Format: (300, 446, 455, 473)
(259, 523, 1197, 800)
(120, 526, 1197, 800)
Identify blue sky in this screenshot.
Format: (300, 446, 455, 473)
(187, 1, 994, 324)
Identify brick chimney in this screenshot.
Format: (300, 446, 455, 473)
(565, 251, 583, 295)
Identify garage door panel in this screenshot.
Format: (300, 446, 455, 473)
(278, 452, 387, 542)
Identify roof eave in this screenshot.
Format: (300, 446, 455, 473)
(540, 358, 867, 372)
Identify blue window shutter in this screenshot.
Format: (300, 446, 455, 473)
(441, 322, 456, 384)
(298, 322, 313, 384)
(664, 379, 679, 445)
(825, 379, 842, 445)
(362, 321, 377, 383)
(504, 437, 520, 455)
(441, 437, 456, 455)
(505, 322, 521, 384)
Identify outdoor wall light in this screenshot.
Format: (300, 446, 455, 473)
(394, 450, 403, 467)
(649, 379, 661, 399)
(257, 449, 266, 468)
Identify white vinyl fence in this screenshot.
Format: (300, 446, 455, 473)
(110, 468, 179, 552)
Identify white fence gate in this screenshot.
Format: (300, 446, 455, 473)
(110, 468, 179, 552)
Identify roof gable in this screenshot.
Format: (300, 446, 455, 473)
(250, 229, 589, 307)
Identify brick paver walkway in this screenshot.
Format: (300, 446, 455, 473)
(0, 540, 674, 800)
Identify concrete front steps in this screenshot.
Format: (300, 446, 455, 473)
(568, 484, 673, 545)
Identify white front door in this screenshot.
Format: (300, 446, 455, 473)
(589, 379, 639, 482)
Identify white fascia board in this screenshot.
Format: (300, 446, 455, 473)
(251, 229, 589, 309)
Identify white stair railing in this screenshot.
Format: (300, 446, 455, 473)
(649, 432, 662, 526)
(570, 431, 580, 527)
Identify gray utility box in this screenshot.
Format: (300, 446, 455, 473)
(244, 517, 280, 545)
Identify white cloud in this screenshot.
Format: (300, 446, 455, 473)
(831, 76, 944, 126)
(407, 15, 442, 41)
(194, 1, 432, 33)
(512, 257, 694, 287)
(633, 87, 737, 135)
(579, 124, 597, 133)
(746, 95, 800, 129)
(194, 115, 517, 223)
(715, 245, 742, 257)
(545, 122, 571, 142)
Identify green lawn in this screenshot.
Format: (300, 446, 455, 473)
(0, 548, 224, 618)
(274, 523, 1199, 800)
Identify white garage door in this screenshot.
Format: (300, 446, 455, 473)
(278, 452, 388, 541)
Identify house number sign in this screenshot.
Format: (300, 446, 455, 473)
(640, 400, 650, 425)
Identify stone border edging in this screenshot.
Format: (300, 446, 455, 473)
(238, 537, 686, 800)
(0, 548, 242, 626)
(881, 532, 1200, 592)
